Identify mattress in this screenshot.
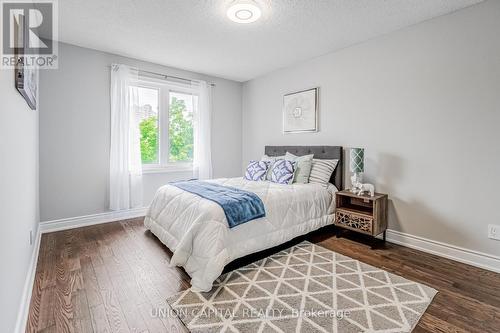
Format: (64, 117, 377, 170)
(144, 177, 338, 292)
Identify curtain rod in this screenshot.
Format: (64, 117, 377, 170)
(139, 69, 216, 87)
(139, 69, 215, 87)
(108, 66, 217, 87)
(109, 65, 216, 87)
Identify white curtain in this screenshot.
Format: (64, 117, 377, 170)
(192, 80, 213, 179)
(109, 64, 143, 210)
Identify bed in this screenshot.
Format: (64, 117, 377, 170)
(144, 146, 343, 291)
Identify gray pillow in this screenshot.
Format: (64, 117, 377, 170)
(261, 155, 284, 180)
(309, 159, 339, 187)
(285, 152, 314, 184)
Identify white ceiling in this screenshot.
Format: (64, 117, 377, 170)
(58, 0, 483, 82)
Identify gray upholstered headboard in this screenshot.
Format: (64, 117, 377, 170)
(264, 146, 343, 190)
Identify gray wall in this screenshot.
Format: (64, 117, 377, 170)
(0, 70, 39, 332)
(242, 0, 500, 257)
(40, 43, 242, 221)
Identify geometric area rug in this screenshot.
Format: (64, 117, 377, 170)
(167, 241, 437, 333)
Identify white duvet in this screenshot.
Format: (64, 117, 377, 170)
(144, 177, 337, 292)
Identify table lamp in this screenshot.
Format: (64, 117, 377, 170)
(350, 147, 364, 192)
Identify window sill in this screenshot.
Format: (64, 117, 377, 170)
(142, 166, 194, 174)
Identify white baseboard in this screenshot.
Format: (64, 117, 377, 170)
(39, 210, 500, 274)
(39, 206, 149, 233)
(383, 229, 500, 273)
(14, 227, 41, 333)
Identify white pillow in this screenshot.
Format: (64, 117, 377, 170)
(309, 159, 339, 186)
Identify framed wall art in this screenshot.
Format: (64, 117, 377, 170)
(283, 87, 318, 133)
(13, 12, 38, 110)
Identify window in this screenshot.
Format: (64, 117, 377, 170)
(168, 92, 197, 162)
(134, 79, 198, 172)
(136, 86, 159, 164)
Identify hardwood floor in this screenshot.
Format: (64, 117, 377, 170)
(26, 218, 500, 333)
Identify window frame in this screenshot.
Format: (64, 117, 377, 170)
(134, 76, 198, 174)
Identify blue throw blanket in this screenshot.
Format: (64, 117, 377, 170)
(170, 180, 266, 228)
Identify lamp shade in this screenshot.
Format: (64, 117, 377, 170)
(350, 148, 365, 173)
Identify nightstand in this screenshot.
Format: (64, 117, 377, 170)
(335, 190, 388, 242)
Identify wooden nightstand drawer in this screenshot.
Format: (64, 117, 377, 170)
(335, 209, 373, 234)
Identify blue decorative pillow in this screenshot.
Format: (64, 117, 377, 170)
(270, 159, 296, 184)
(245, 161, 270, 181)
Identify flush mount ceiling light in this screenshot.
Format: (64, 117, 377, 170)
(227, 1, 262, 24)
